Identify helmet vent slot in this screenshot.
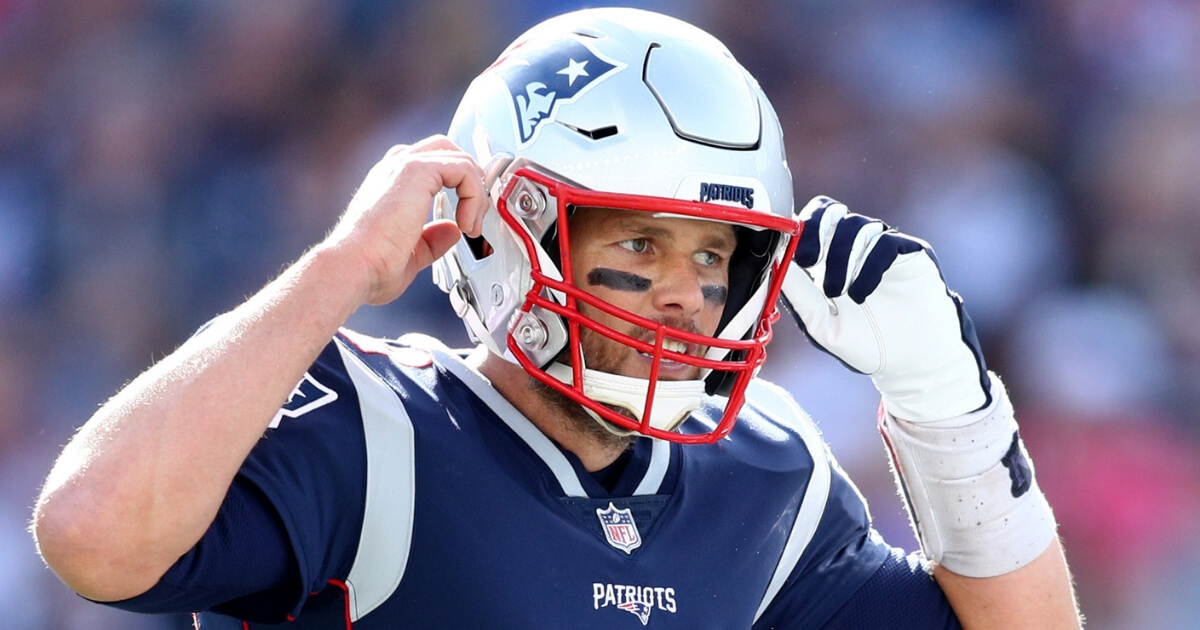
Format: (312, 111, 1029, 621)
(560, 122, 619, 140)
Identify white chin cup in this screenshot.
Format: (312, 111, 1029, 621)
(544, 363, 704, 436)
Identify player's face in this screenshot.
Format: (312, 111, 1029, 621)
(566, 207, 735, 381)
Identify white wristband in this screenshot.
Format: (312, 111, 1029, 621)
(879, 374, 1057, 577)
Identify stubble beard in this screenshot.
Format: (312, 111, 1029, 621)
(529, 325, 640, 455)
(528, 377, 637, 455)
(528, 316, 705, 455)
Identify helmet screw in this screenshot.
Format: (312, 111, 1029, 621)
(490, 283, 504, 306)
(514, 188, 545, 219)
(518, 191, 535, 214)
(517, 318, 548, 349)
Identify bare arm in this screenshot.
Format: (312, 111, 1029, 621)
(31, 137, 487, 602)
(935, 538, 1081, 629)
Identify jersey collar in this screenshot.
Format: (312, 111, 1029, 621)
(408, 335, 676, 499)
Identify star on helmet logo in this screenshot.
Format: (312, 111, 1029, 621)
(491, 36, 625, 146)
(558, 58, 589, 85)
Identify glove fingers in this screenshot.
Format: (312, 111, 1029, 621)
(825, 215, 886, 299)
(847, 231, 928, 304)
(793, 196, 841, 268)
(794, 197, 894, 301)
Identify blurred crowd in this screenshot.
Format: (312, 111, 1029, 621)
(1, 1, 1198, 628)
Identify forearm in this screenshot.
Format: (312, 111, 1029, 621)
(880, 380, 1081, 627)
(32, 245, 369, 601)
(935, 538, 1080, 629)
(33, 137, 486, 603)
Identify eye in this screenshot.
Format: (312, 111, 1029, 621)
(618, 238, 649, 253)
(694, 251, 720, 266)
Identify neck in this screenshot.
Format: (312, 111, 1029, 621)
(471, 348, 632, 472)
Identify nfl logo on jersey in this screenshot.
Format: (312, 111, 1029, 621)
(596, 502, 642, 554)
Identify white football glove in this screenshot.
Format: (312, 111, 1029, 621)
(781, 196, 991, 423)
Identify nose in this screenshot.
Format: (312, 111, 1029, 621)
(650, 254, 706, 320)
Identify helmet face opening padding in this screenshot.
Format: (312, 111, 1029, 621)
(432, 8, 802, 443)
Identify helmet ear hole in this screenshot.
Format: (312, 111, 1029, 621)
(467, 235, 494, 260)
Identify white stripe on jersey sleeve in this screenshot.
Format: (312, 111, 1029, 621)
(337, 343, 417, 622)
(749, 379, 833, 622)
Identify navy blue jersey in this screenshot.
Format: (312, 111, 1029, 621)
(114, 331, 960, 629)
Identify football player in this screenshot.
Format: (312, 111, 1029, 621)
(33, 8, 1079, 629)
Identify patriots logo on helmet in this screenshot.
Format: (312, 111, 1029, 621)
(491, 36, 625, 146)
(618, 601, 653, 626)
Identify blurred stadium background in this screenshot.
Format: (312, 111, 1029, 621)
(2, 1, 1198, 628)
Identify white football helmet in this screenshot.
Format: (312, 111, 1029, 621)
(433, 8, 801, 443)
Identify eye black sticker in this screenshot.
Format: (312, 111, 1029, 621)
(702, 285, 728, 305)
(587, 268, 651, 292)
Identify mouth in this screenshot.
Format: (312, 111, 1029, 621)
(637, 338, 702, 370)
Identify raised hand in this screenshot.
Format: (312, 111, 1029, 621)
(780, 196, 990, 423)
(323, 135, 489, 306)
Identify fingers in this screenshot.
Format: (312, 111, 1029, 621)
(331, 135, 491, 305)
(824, 214, 882, 299)
(434, 159, 488, 238)
(794, 196, 896, 301)
(785, 197, 846, 322)
(786, 197, 991, 418)
(411, 221, 464, 274)
(794, 196, 841, 267)
(386, 135, 488, 237)
(847, 232, 927, 304)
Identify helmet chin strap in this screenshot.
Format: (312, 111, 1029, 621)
(544, 362, 706, 437)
